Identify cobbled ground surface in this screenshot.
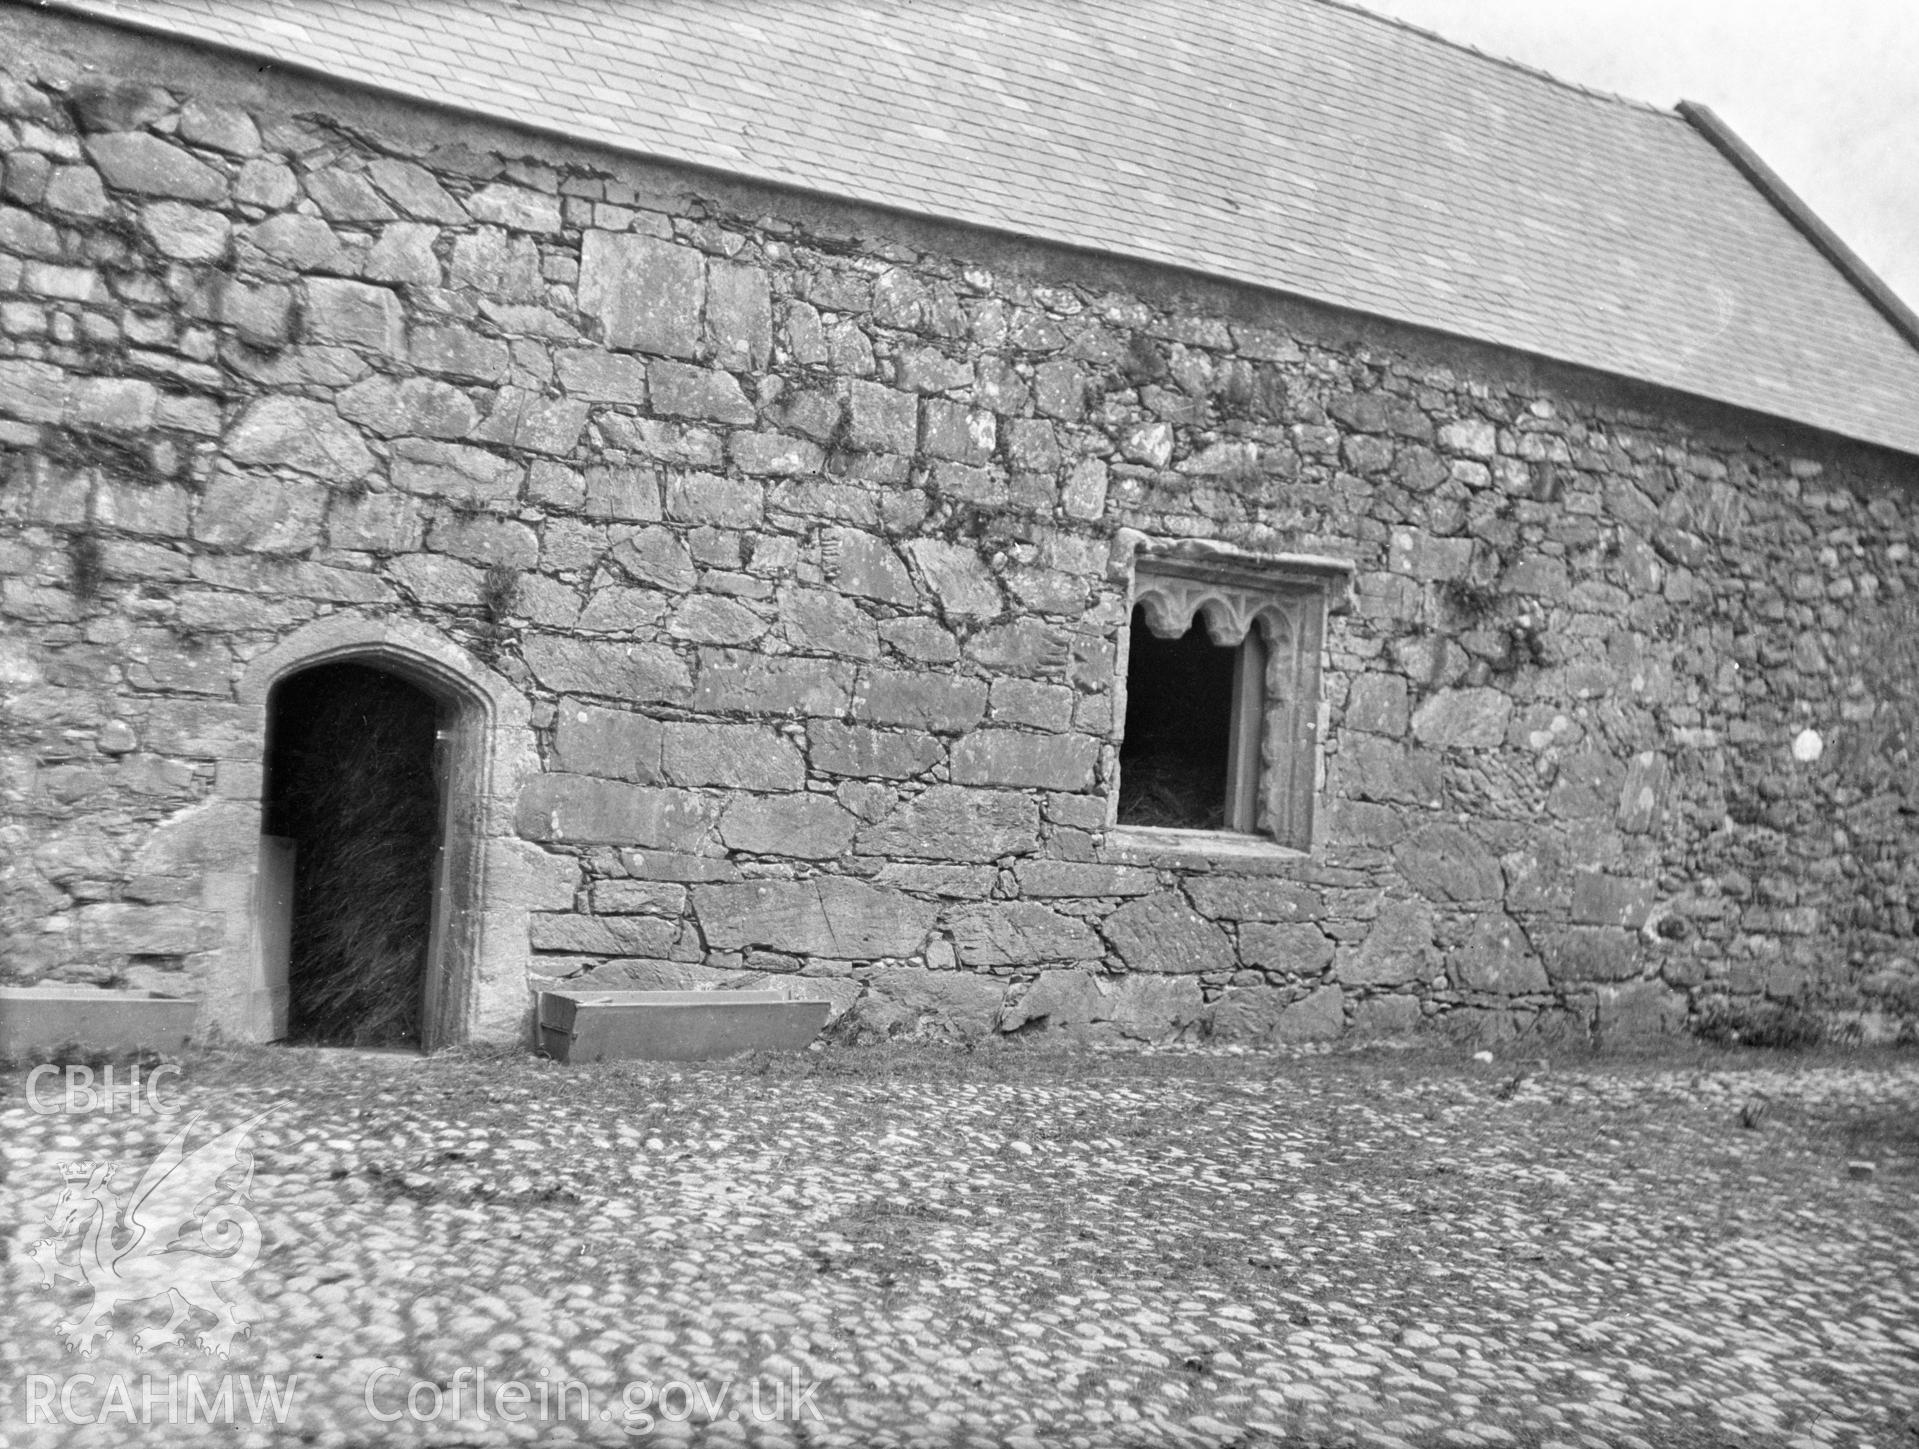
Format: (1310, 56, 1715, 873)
(3, 1043, 1916, 1449)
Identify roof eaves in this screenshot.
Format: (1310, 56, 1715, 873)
(27, 0, 1919, 462)
(1678, 99, 1919, 355)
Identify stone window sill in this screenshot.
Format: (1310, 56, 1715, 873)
(1101, 824, 1309, 866)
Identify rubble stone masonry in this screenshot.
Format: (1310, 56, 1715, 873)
(4, 11, 1918, 1048)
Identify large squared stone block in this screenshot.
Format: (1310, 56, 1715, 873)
(1351, 993, 1422, 1038)
(854, 672, 987, 733)
(1011, 861, 1157, 898)
(649, 360, 755, 424)
(0, 359, 69, 423)
(949, 731, 1097, 791)
(1617, 751, 1670, 833)
(905, 539, 1001, 619)
(1102, 892, 1234, 975)
(303, 277, 405, 355)
(410, 323, 511, 382)
(466, 182, 562, 233)
(664, 471, 762, 527)
(556, 348, 649, 402)
(487, 839, 582, 913)
(391, 439, 522, 506)
(730, 432, 824, 476)
(579, 230, 703, 357)
(475, 387, 590, 456)
(920, 397, 996, 464)
(1210, 983, 1345, 1043)
(224, 397, 374, 482)
(945, 901, 1103, 966)
(1571, 871, 1656, 928)
(516, 774, 713, 850)
(1106, 975, 1205, 1040)
(1547, 926, 1640, 983)
(1395, 823, 1502, 902)
(305, 169, 397, 222)
(190, 470, 325, 551)
(583, 466, 662, 521)
(718, 794, 857, 858)
(530, 913, 682, 957)
(856, 785, 1039, 861)
(523, 637, 692, 704)
(93, 477, 188, 537)
(336, 375, 476, 440)
(367, 156, 467, 222)
(1593, 981, 1686, 1043)
(554, 704, 664, 783)
(1451, 911, 1548, 994)
(662, 722, 804, 790)
(1343, 674, 1409, 736)
(1239, 922, 1334, 975)
(607, 526, 697, 592)
(1411, 687, 1510, 749)
(1336, 735, 1442, 808)
(825, 527, 918, 604)
(846, 379, 918, 454)
(363, 220, 442, 283)
(809, 722, 942, 780)
(74, 902, 216, 955)
(85, 133, 226, 202)
(1185, 878, 1322, 921)
(999, 968, 1110, 1031)
(780, 587, 879, 660)
(1337, 898, 1437, 986)
(705, 260, 772, 371)
(695, 877, 936, 957)
(860, 967, 1007, 1039)
(690, 651, 856, 716)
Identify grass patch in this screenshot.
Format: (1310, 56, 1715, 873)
(1835, 1108, 1919, 1168)
(814, 1197, 952, 1285)
(1692, 1000, 1827, 1050)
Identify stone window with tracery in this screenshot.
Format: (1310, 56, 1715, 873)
(1114, 545, 1346, 852)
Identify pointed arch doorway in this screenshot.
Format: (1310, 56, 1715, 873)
(263, 661, 445, 1047)
(228, 617, 538, 1052)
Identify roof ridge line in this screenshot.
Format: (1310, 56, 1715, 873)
(1678, 100, 1919, 354)
(1305, 0, 1673, 118)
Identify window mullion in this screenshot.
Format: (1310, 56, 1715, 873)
(1225, 628, 1265, 833)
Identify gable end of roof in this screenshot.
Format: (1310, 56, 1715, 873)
(1679, 100, 1919, 354)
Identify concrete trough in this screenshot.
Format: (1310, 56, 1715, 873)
(537, 988, 830, 1063)
(0, 986, 199, 1064)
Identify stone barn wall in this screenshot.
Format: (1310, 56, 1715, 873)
(4, 10, 1918, 1048)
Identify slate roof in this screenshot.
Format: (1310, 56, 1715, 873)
(46, 0, 1919, 458)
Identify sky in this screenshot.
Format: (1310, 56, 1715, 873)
(1345, 0, 1919, 311)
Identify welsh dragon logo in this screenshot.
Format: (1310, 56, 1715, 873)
(28, 1111, 270, 1357)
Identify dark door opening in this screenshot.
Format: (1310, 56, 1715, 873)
(262, 661, 444, 1048)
